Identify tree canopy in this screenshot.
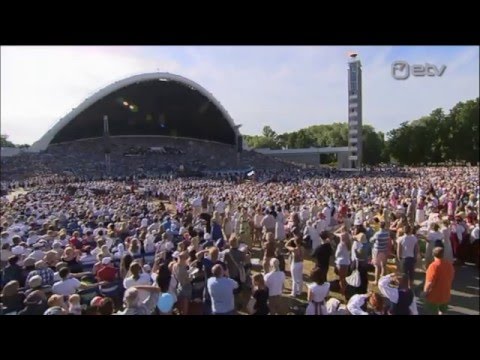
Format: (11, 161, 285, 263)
(243, 98, 478, 166)
(1, 134, 30, 149)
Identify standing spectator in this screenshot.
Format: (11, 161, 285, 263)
(312, 231, 332, 277)
(424, 247, 455, 315)
(264, 258, 285, 315)
(305, 268, 330, 315)
(207, 264, 238, 315)
(262, 232, 276, 273)
(396, 225, 419, 289)
(250, 273, 269, 315)
(425, 223, 443, 269)
(370, 221, 390, 285)
(223, 236, 246, 308)
(334, 226, 351, 296)
(286, 236, 304, 297)
(351, 225, 369, 294)
(123, 262, 152, 303)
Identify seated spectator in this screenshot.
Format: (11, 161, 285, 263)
(44, 250, 60, 270)
(80, 246, 96, 265)
(68, 294, 83, 315)
(61, 247, 83, 273)
(96, 257, 117, 283)
(18, 290, 48, 315)
(26, 260, 55, 287)
(52, 267, 97, 297)
(1, 243, 13, 267)
(2, 255, 25, 287)
(1, 280, 26, 314)
(25, 274, 52, 297)
(115, 287, 158, 315)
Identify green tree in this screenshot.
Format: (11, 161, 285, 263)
(1, 134, 16, 148)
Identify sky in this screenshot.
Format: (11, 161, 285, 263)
(1, 46, 478, 145)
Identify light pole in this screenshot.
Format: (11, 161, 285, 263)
(103, 115, 111, 176)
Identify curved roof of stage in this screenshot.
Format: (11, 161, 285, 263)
(30, 73, 240, 151)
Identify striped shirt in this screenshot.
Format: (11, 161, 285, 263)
(371, 230, 390, 252)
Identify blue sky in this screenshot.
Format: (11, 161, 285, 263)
(1, 46, 478, 145)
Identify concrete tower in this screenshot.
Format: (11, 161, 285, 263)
(347, 52, 362, 169)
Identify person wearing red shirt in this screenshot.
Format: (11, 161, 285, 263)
(96, 257, 117, 283)
(424, 247, 455, 315)
(69, 231, 82, 250)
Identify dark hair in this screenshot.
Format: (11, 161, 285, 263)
(156, 264, 171, 293)
(310, 267, 326, 285)
(120, 254, 133, 274)
(433, 247, 444, 259)
(97, 298, 114, 315)
(8, 255, 19, 266)
(59, 267, 70, 279)
(355, 225, 366, 234)
(130, 262, 142, 281)
(319, 231, 330, 241)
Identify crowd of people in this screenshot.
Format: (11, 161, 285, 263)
(0, 165, 478, 315)
(0, 137, 291, 182)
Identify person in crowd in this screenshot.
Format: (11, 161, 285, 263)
(250, 273, 269, 315)
(334, 226, 351, 297)
(424, 247, 455, 315)
(123, 262, 152, 303)
(378, 273, 418, 315)
(351, 224, 369, 294)
(305, 267, 330, 315)
(262, 232, 276, 273)
(18, 290, 48, 315)
(396, 225, 419, 289)
(52, 267, 98, 297)
(2, 255, 25, 287)
(311, 231, 332, 277)
(370, 221, 390, 285)
(171, 251, 192, 315)
(347, 292, 386, 315)
(223, 235, 246, 308)
(263, 258, 285, 315)
(1, 280, 25, 314)
(425, 223, 443, 269)
(207, 264, 238, 315)
(286, 235, 304, 297)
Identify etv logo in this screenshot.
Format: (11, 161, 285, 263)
(392, 61, 446, 80)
